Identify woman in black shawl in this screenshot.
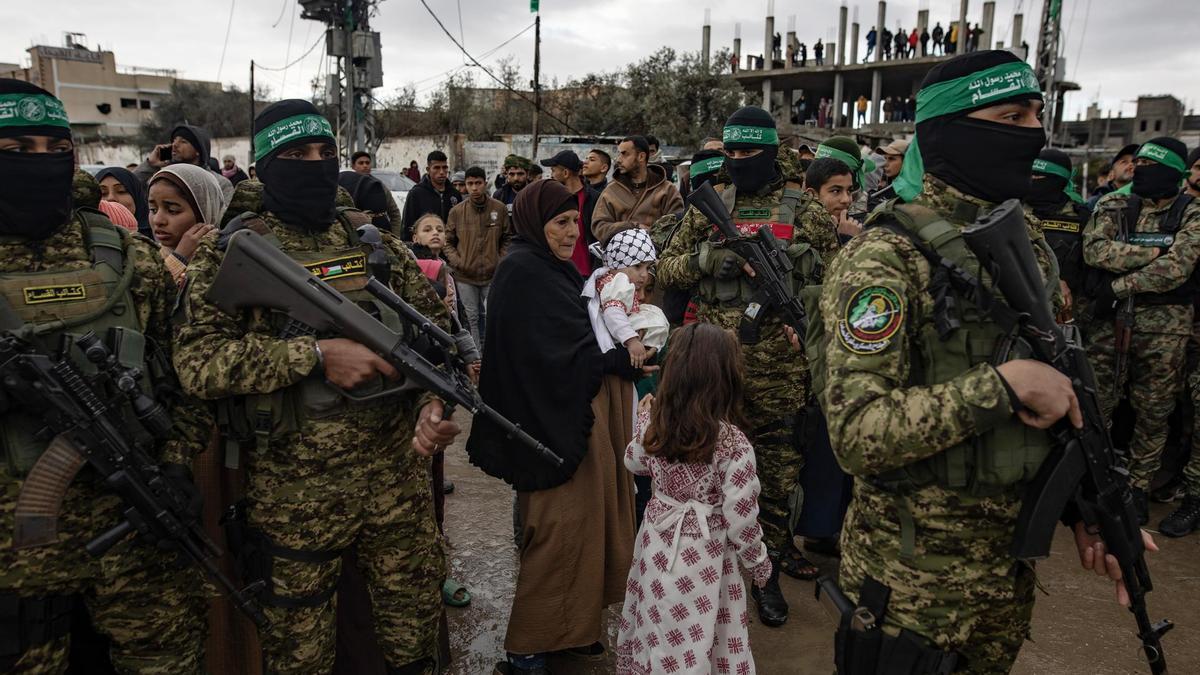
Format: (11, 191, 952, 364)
(337, 170, 393, 231)
(467, 180, 643, 673)
(96, 166, 151, 237)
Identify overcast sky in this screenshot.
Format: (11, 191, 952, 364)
(5, 0, 1198, 124)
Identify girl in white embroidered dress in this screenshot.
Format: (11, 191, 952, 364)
(616, 324, 772, 675)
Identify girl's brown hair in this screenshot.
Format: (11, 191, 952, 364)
(643, 323, 748, 464)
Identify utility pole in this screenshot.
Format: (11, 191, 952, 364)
(249, 60, 255, 168)
(1035, 0, 1063, 145)
(531, 11, 542, 160)
(300, 0, 384, 163)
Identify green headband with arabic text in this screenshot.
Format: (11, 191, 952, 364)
(892, 61, 1042, 201)
(1032, 158, 1084, 204)
(815, 144, 875, 191)
(0, 93, 70, 130)
(722, 124, 779, 146)
(253, 113, 335, 162)
(689, 156, 725, 179)
(1136, 142, 1187, 174)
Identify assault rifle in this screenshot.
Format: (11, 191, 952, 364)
(961, 199, 1171, 674)
(206, 227, 562, 468)
(686, 182, 808, 343)
(1, 330, 269, 629)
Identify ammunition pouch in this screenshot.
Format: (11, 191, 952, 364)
(0, 592, 76, 671)
(832, 577, 960, 675)
(222, 502, 342, 610)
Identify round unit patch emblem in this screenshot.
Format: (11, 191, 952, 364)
(838, 285, 904, 354)
(18, 97, 46, 122)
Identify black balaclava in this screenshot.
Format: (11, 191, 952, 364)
(1132, 137, 1188, 201)
(915, 50, 1045, 203)
(1027, 148, 1071, 214)
(688, 149, 725, 189)
(722, 106, 780, 194)
(0, 79, 74, 239)
(253, 99, 338, 232)
(1187, 147, 1200, 194)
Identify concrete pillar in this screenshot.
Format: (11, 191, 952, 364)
(827, 44, 836, 65)
(958, 0, 969, 54)
(837, 5, 848, 66)
(871, 69, 883, 124)
(786, 30, 796, 67)
(875, 2, 887, 63)
(765, 10, 775, 71)
(980, 1, 995, 50)
(850, 23, 859, 64)
(762, 78, 773, 114)
(916, 9, 929, 57)
(833, 72, 845, 128)
(702, 9, 712, 68)
(1011, 13, 1023, 53)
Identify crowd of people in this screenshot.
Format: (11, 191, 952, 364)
(2, 43, 1199, 675)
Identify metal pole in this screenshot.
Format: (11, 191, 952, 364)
(248, 60, 255, 169)
(531, 13, 541, 160)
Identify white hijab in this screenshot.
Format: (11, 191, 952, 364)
(155, 163, 229, 225)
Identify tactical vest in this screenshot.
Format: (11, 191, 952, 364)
(1035, 202, 1089, 294)
(214, 208, 408, 467)
(805, 201, 1055, 500)
(1125, 193, 1197, 306)
(0, 209, 150, 476)
(695, 181, 819, 305)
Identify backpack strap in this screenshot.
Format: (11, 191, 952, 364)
(334, 206, 369, 244)
(780, 180, 806, 226)
(1161, 193, 1195, 234)
(218, 211, 281, 251)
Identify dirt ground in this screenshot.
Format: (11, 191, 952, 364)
(441, 418, 1199, 674)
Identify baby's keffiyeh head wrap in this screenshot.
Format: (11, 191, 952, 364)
(604, 228, 657, 270)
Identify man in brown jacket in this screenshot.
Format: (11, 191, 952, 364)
(592, 135, 683, 245)
(446, 166, 511, 345)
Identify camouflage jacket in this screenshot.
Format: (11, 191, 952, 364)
(0, 217, 210, 466)
(820, 176, 1059, 641)
(1083, 191, 1200, 335)
(657, 155, 839, 414)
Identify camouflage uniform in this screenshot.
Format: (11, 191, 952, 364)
(173, 207, 449, 674)
(0, 213, 208, 673)
(657, 153, 838, 554)
(1082, 192, 1200, 490)
(819, 176, 1059, 673)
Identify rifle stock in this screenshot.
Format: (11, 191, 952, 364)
(961, 199, 1170, 674)
(208, 229, 564, 468)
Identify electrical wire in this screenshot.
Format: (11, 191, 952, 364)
(1069, 0, 1093, 81)
(408, 21, 536, 89)
(417, 0, 580, 133)
(256, 32, 324, 71)
(270, 0, 289, 28)
(280, 2, 298, 92)
(216, 0, 237, 81)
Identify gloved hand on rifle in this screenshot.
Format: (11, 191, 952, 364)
(161, 462, 203, 528)
(693, 241, 747, 280)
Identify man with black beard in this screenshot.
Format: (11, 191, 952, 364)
(817, 51, 1148, 672)
(1186, 147, 1200, 199)
(1025, 148, 1091, 304)
(174, 99, 462, 673)
(0, 78, 207, 672)
(1083, 137, 1200, 527)
(657, 107, 838, 628)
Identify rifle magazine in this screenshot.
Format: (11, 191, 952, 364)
(13, 434, 86, 549)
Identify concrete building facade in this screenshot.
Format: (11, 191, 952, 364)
(1, 40, 220, 140)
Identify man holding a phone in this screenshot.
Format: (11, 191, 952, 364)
(135, 123, 233, 197)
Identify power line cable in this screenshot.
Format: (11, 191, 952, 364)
(280, 2, 298, 92)
(408, 21, 536, 88)
(270, 0, 289, 28)
(216, 0, 237, 81)
(417, 0, 579, 133)
(256, 32, 324, 71)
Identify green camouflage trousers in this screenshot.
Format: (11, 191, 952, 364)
(839, 485, 1035, 674)
(1088, 324, 1188, 489)
(1185, 362, 1200, 497)
(243, 410, 445, 675)
(0, 480, 206, 674)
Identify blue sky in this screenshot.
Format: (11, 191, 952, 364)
(5, 0, 1197, 124)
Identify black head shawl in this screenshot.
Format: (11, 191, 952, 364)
(96, 166, 152, 237)
(337, 170, 392, 230)
(466, 179, 603, 490)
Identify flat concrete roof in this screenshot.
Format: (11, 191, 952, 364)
(735, 53, 955, 99)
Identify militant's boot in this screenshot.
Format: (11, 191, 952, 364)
(751, 556, 789, 627)
(1159, 495, 1200, 538)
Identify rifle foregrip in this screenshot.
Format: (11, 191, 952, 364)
(13, 435, 87, 549)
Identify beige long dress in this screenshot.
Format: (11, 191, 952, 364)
(505, 374, 637, 654)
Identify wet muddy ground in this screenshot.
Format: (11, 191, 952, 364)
(441, 419, 1200, 674)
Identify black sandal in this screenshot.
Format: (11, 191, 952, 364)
(778, 545, 821, 580)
